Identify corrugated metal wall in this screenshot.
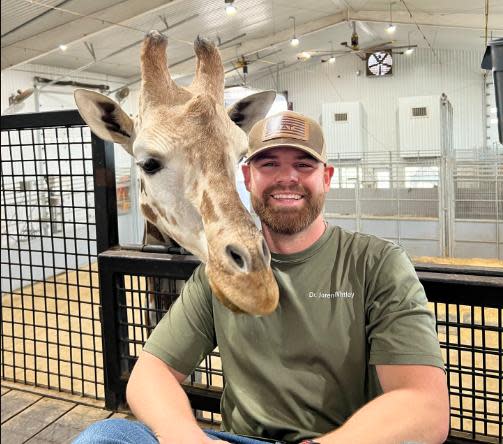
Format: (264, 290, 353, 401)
(251, 48, 485, 152)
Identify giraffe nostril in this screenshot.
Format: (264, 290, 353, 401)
(225, 245, 247, 271)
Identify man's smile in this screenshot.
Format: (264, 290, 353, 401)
(270, 193, 304, 201)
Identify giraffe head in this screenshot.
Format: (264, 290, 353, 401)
(74, 31, 279, 315)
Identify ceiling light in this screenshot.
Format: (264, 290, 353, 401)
(405, 47, 414, 55)
(328, 56, 336, 64)
(289, 17, 300, 47)
(386, 2, 396, 34)
(225, 0, 237, 16)
(297, 51, 311, 61)
(59, 44, 68, 51)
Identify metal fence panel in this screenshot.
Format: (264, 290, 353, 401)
(1, 111, 118, 401)
(324, 149, 503, 259)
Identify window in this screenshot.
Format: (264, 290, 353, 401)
(331, 167, 361, 188)
(375, 169, 390, 189)
(404, 166, 439, 188)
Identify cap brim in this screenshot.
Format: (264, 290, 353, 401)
(246, 143, 326, 164)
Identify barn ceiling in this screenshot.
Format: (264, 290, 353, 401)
(1, 0, 503, 89)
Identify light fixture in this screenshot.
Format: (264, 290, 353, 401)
(328, 41, 335, 64)
(386, 24, 396, 34)
(386, 2, 396, 34)
(289, 17, 299, 47)
(225, 0, 237, 16)
(297, 51, 311, 61)
(405, 31, 414, 55)
(59, 44, 68, 51)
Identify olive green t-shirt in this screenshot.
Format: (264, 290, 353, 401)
(144, 225, 444, 442)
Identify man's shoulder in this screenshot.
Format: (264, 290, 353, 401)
(330, 225, 401, 259)
(185, 263, 212, 295)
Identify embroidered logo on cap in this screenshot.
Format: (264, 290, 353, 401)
(262, 114, 309, 142)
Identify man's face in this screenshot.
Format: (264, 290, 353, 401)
(242, 146, 334, 235)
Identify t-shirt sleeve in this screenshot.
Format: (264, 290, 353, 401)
(143, 264, 216, 376)
(365, 245, 445, 370)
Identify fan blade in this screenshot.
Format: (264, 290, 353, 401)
(387, 44, 418, 50)
(361, 41, 394, 51)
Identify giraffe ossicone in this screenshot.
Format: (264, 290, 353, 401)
(74, 31, 279, 315)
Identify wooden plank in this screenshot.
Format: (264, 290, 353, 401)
(1, 390, 42, 424)
(1, 386, 12, 396)
(26, 404, 112, 443)
(1, 397, 75, 444)
(0, 382, 105, 409)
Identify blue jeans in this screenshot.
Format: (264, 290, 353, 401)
(72, 418, 280, 444)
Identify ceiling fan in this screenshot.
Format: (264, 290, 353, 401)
(225, 49, 282, 87)
(340, 22, 417, 60)
(8, 88, 35, 106)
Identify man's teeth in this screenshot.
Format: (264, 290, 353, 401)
(272, 194, 302, 200)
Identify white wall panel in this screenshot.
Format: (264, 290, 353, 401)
(1, 64, 136, 115)
(251, 48, 485, 153)
(322, 101, 367, 159)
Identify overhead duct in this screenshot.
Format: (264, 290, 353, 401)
(34, 76, 109, 92)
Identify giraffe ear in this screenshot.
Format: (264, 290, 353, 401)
(74, 89, 135, 155)
(227, 90, 276, 134)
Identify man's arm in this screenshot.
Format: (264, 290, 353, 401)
(317, 364, 450, 444)
(126, 350, 215, 444)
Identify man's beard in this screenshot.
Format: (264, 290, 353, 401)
(251, 184, 325, 235)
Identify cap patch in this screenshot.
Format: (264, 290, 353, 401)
(262, 114, 309, 142)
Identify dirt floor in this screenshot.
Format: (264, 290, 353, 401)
(414, 256, 503, 268)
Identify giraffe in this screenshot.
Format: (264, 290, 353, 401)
(74, 31, 279, 316)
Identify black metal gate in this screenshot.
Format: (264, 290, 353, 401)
(1, 110, 118, 400)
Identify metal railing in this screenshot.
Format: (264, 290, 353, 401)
(98, 248, 502, 443)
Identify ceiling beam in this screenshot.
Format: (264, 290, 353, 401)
(348, 10, 503, 31)
(1, 0, 187, 70)
(114, 11, 349, 90)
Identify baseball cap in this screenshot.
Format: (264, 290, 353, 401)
(246, 110, 327, 163)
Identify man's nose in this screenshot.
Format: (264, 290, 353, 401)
(275, 165, 299, 183)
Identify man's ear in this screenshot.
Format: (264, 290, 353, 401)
(227, 90, 276, 134)
(74, 89, 135, 155)
(241, 163, 251, 192)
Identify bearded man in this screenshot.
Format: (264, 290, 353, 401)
(75, 112, 449, 444)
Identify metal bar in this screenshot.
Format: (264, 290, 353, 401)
(0, 110, 84, 130)
(98, 258, 123, 410)
(92, 136, 119, 253)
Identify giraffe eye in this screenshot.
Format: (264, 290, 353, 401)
(139, 158, 162, 175)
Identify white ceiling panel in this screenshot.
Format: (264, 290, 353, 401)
(1, 0, 502, 86)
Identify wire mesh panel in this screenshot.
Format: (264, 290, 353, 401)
(432, 302, 502, 443)
(1, 111, 118, 401)
(419, 268, 503, 444)
(120, 273, 223, 425)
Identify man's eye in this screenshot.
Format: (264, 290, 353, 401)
(140, 158, 162, 175)
(298, 163, 314, 169)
